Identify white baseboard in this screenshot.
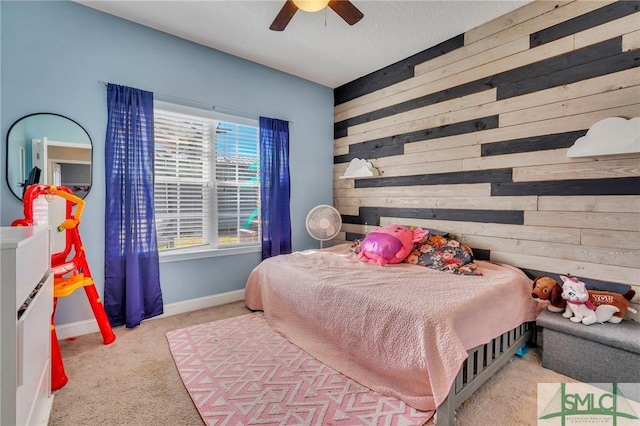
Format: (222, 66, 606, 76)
(54, 289, 245, 340)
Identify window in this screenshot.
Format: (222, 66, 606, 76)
(153, 102, 260, 256)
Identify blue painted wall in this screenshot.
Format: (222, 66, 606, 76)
(1, 1, 334, 326)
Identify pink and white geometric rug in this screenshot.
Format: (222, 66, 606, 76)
(166, 312, 433, 425)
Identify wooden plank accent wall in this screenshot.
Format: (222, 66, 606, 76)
(333, 0, 640, 320)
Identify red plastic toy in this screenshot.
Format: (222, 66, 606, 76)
(12, 184, 116, 391)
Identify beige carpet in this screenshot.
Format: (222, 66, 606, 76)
(49, 301, 577, 426)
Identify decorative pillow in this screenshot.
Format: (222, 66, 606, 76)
(404, 234, 482, 275)
(422, 228, 450, 237)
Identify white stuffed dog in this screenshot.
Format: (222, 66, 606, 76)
(560, 276, 619, 325)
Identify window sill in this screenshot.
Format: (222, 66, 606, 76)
(159, 245, 261, 263)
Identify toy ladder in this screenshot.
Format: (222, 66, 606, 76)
(50, 222, 116, 390)
(12, 185, 116, 391)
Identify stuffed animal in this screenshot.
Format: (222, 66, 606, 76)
(358, 224, 427, 266)
(531, 276, 566, 313)
(561, 276, 623, 325)
(532, 276, 636, 322)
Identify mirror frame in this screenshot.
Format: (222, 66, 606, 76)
(5, 112, 93, 201)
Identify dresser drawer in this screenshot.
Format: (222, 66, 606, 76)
(16, 273, 53, 426)
(14, 228, 50, 310)
(1, 226, 53, 426)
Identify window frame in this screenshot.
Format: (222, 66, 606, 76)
(153, 101, 261, 263)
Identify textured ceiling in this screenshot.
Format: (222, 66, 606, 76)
(75, 0, 532, 88)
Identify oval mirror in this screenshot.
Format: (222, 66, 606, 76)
(6, 113, 92, 200)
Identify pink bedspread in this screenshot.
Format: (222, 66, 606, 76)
(245, 243, 537, 412)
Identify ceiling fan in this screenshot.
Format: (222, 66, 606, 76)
(270, 0, 364, 31)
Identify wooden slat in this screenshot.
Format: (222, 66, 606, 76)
(497, 103, 639, 133)
(335, 183, 491, 199)
(532, 2, 639, 47)
(333, 178, 355, 190)
(462, 235, 639, 268)
(335, 83, 497, 140)
(497, 45, 638, 100)
(497, 68, 640, 120)
(622, 29, 640, 51)
(463, 148, 587, 172)
(334, 196, 538, 212)
(336, 117, 498, 163)
(334, 205, 359, 216)
(464, 1, 573, 45)
(486, 341, 496, 366)
(537, 195, 640, 213)
(581, 229, 640, 250)
(333, 163, 348, 174)
(347, 89, 497, 137)
(333, 234, 347, 245)
(455, 365, 465, 393)
(492, 177, 640, 197)
(489, 251, 640, 285)
(339, 104, 501, 147)
(413, 35, 530, 88)
(574, 12, 640, 49)
(481, 131, 585, 157)
(380, 216, 424, 229)
(339, 223, 371, 235)
(499, 85, 640, 127)
(469, 349, 478, 382)
(391, 218, 581, 245)
(334, 144, 348, 156)
(513, 157, 640, 182)
(333, 135, 349, 153)
(377, 147, 479, 167)
(404, 131, 481, 154)
(524, 211, 640, 232)
(377, 160, 463, 178)
(355, 168, 511, 189)
(346, 206, 523, 227)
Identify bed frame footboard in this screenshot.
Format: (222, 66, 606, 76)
(435, 322, 534, 426)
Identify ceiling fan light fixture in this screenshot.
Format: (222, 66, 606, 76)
(270, 0, 362, 31)
(293, 0, 330, 13)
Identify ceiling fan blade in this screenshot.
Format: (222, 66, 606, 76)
(328, 0, 364, 26)
(270, 1, 298, 31)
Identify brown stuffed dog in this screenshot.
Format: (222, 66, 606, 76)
(532, 276, 566, 312)
(531, 276, 636, 321)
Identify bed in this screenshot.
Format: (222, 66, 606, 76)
(245, 243, 538, 425)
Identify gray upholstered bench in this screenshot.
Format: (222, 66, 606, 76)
(536, 309, 640, 383)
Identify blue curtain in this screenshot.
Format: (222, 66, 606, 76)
(259, 117, 292, 259)
(104, 84, 163, 328)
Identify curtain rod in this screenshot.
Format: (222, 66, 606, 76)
(97, 81, 291, 123)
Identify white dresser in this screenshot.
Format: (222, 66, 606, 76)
(1, 226, 54, 426)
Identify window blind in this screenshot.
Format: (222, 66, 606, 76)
(154, 109, 212, 251)
(154, 105, 260, 253)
